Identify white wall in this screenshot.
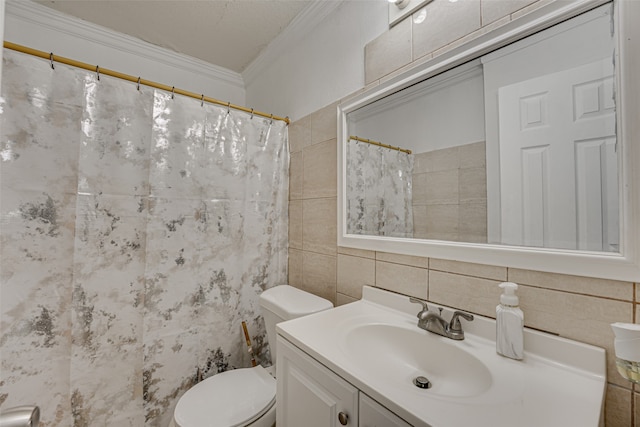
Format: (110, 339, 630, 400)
(349, 63, 485, 154)
(3, 0, 245, 105)
(4, 0, 389, 123)
(244, 0, 389, 122)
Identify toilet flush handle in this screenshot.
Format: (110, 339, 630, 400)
(0, 406, 40, 427)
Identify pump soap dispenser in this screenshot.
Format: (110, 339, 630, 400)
(496, 282, 524, 360)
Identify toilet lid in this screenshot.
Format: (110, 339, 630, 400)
(174, 365, 276, 427)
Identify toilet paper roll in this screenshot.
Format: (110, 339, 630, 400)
(615, 338, 640, 362)
(611, 322, 640, 339)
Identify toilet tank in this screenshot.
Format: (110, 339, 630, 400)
(259, 285, 333, 363)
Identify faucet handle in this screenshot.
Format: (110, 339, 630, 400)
(449, 311, 474, 334)
(409, 297, 429, 315)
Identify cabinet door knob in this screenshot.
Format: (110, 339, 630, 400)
(338, 411, 349, 425)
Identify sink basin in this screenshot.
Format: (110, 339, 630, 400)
(343, 323, 492, 398)
(277, 286, 606, 427)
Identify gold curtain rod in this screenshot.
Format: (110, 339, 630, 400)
(349, 136, 412, 155)
(2, 41, 290, 125)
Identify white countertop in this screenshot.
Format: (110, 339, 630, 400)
(276, 286, 606, 427)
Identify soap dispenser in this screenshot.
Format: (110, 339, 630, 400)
(496, 282, 524, 360)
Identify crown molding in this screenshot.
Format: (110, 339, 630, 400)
(4, 0, 244, 89)
(242, 0, 344, 87)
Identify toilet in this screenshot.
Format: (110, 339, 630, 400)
(170, 285, 333, 427)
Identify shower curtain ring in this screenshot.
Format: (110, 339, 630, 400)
(269, 113, 274, 124)
(171, 86, 175, 99)
(49, 53, 55, 70)
(227, 102, 231, 115)
(201, 94, 205, 107)
(285, 116, 290, 126)
(96, 65, 100, 81)
(137, 77, 141, 91)
(250, 108, 254, 119)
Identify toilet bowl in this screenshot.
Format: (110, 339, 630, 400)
(171, 365, 276, 427)
(171, 285, 333, 427)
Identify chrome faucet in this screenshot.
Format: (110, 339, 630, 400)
(409, 297, 474, 340)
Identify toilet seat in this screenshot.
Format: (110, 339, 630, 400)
(173, 365, 276, 427)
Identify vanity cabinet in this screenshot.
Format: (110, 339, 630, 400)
(359, 394, 412, 427)
(276, 286, 607, 427)
(277, 336, 359, 427)
(277, 335, 412, 427)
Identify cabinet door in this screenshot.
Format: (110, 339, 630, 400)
(277, 336, 359, 427)
(359, 393, 412, 427)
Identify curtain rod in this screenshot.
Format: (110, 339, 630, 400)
(2, 41, 290, 125)
(349, 135, 412, 155)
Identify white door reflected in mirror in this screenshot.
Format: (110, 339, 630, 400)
(498, 59, 618, 252)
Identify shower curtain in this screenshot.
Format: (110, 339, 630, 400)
(0, 50, 288, 427)
(346, 139, 414, 238)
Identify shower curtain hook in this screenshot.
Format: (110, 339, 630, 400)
(171, 86, 175, 99)
(95, 65, 100, 81)
(285, 116, 290, 126)
(49, 53, 55, 70)
(201, 94, 205, 107)
(269, 113, 274, 125)
(227, 102, 231, 115)
(250, 108, 254, 119)
(137, 77, 141, 91)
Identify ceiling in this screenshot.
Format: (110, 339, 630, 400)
(35, 0, 315, 73)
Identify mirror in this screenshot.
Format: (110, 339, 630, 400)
(338, 0, 640, 281)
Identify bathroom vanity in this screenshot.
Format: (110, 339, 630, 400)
(276, 286, 606, 427)
(278, 336, 409, 427)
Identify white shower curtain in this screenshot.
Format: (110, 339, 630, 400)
(346, 139, 414, 238)
(0, 50, 288, 427)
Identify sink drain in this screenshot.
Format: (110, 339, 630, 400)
(413, 376, 432, 389)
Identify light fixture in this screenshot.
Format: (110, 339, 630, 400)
(388, 0, 411, 10)
(413, 7, 427, 24)
(389, 0, 433, 27)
